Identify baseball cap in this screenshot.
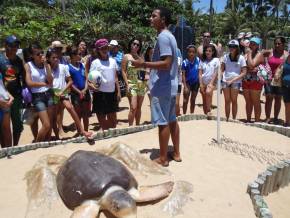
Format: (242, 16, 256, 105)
(228, 39, 239, 47)
(95, 38, 109, 48)
(51, 40, 64, 48)
(5, 35, 20, 46)
(109, 40, 118, 46)
(249, 37, 261, 46)
(237, 32, 245, 39)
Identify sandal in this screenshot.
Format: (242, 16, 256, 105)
(153, 157, 169, 167)
(168, 152, 182, 162)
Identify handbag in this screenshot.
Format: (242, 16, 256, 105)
(118, 73, 127, 98)
(257, 62, 272, 84)
(22, 87, 33, 104)
(271, 65, 283, 87)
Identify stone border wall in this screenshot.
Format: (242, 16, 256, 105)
(1, 113, 290, 218)
(1, 114, 289, 158)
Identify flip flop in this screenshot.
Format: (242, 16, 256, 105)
(153, 157, 169, 167)
(168, 152, 182, 162)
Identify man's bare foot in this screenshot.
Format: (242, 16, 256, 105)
(154, 157, 169, 167)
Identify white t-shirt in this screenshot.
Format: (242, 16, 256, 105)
(222, 54, 246, 83)
(90, 57, 117, 92)
(0, 74, 9, 100)
(199, 57, 220, 85)
(52, 64, 70, 90)
(28, 62, 49, 93)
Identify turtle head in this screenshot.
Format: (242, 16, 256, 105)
(101, 189, 137, 218)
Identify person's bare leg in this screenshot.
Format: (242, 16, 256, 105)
(190, 91, 198, 114)
(45, 106, 54, 141)
(36, 111, 51, 142)
(155, 125, 170, 166)
(230, 88, 239, 120)
(265, 94, 273, 122)
(63, 100, 91, 137)
(273, 95, 281, 122)
(251, 90, 261, 122)
(285, 102, 290, 126)
(1, 113, 12, 147)
(51, 104, 59, 140)
(30, 118, 38, 142)
(206, 86, 214, 114)
(128, 95, 137, 126)
(82, 101, 90, 132)
(135, 96, 145, 125)
(182, 90, 190, 114)
(200, 89, 207, 114)
(57, 104, 65, 136)
(107, 112, 117, 128)
(96, 114, 108, 130)
(169, 121, 181, 161)
(243, 89, 252, 122)
(223, 88, 231, 120)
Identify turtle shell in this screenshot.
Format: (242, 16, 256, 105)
(56, 150, 138, 210)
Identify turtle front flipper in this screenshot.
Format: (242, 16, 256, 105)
(132, 181, 174, 203)
(71, 200, 100, 218)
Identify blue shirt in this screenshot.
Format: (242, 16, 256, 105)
(282, 61, 290, 87)
(149, 30, 178, 97)
(182, 57, 200, 85)
(68, 63, 86, 90)
(109, 51, 123, 73)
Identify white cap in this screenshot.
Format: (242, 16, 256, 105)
(109, 40, 118, 46)
(245, 32, 253, 38)
(237, 32, 245, 39)
(51, 40, 65, 48)
(228, 39, 239, 46)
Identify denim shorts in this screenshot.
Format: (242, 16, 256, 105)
(151, 95, 176, 125)
(222, 81, 241, 90)
(32, 90, 53, 112)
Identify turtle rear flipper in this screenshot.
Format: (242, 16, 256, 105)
(133, 181, 174, 203)
(71, 200, 100, 218)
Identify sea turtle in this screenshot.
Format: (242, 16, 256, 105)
(56, 150, 174, 218)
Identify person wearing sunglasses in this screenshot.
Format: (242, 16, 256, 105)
(197, 32, 211, 58)
(121, 38, 147, 126)
(25, 42, 54, 142)
(0, 35, 25, 146)
(221, 40, 247, 121)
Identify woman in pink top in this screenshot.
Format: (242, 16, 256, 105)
(265, 37, 288, 123)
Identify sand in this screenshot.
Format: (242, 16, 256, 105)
(0, 92, 290, 218)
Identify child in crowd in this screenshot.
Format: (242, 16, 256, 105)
(67, 46, 91, 132)
(90, 38, 121, 130)
(199, 44, 220, 116)
(182, 45, 200, 114)
(25, 42, 54, 142)
(221, 40, 247, 121)
(47, 48, 92, 138)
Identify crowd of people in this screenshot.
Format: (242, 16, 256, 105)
(0, 7, 289, 168)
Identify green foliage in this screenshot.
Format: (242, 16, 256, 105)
(0, 0, 289, 49)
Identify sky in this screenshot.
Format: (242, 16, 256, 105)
(192, 0, 227, 13)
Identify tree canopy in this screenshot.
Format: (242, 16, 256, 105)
(0, 0, 289, 48)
